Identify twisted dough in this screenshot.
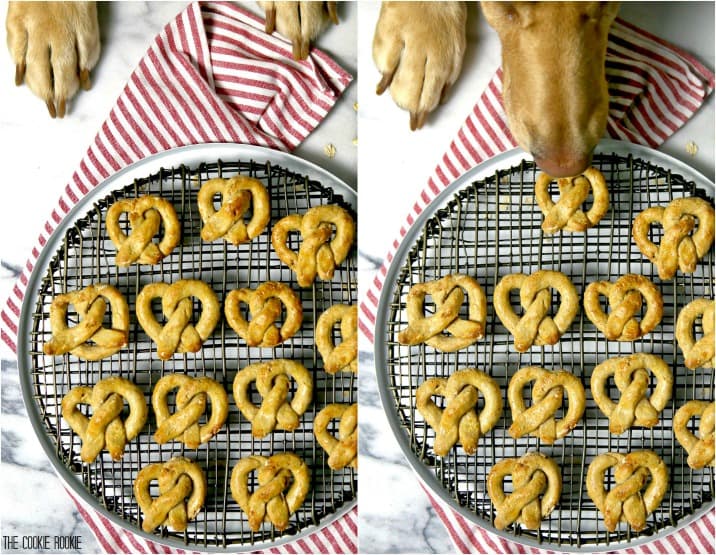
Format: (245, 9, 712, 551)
(316, 304, 358, 373)
(314, 403, 357, 470)
(676, 298, 715, 370)
(673, 400, 714, 469)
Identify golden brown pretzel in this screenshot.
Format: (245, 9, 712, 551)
(106, 196, 180, 266)
(230, 452, 310, 531)
(586, 450, 668, 532)
(676, 298, 715, 370)
(152, 375, 229, 449)
(197, 176, 270, 245)
(134, 456, 206, 533)
(61, 376, 147, 463)
(507, 366, 585, 444)
(493, 270, 578, 352)
(224, 281, 303, 347)
(535, 167, 609, 233)
(673, 400, 715, 469)
(136, 280, 220, 360)
(316, 304, 358, 373)
(487, 452, 562, 530)
(632, 197, 715, 280)
(314, 403, 357, 470)
(271, 204, 355, 287)
(44, 284, 129, 360)
(233, 359, 313, 438)
(583, 274, 663, 341)
(398, 274, 486, 352)
(415, 368, 502, 456)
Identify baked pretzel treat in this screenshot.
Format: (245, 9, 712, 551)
(673, 400, 715, 469)
(134, 456, 206, 533)
(197, 176, 270, 245)
(535, 167, 609, 233)
(314, 403, 357, 470)
(632, 197, 715, 280)
(152, 375, 229, 449)
(44, 284, 129, 360)
(493, 270, 578, 352)
(586, 450, 668, 532)
(487, 452, 562, 530)
(271, 204, 355, 287)
(591, 353, 672, 435)
(507, 366, 585, 444)
(233, 359, 312, 438)
(230, 452, 310, 531)
(676, 298, 715, 370)
(397, 274, 487, 352)
(224, 281, 303, 347)
(136, 280, 220, 360)
(316, 304, 358, 373)
(106, 195, 180, 266)
(583, 274, 663, 341)
(61, 376, 148, 463)
(415, 368, 502, 456)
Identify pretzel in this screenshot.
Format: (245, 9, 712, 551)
(591, 353, 672, 434)
(230, 452, 310, 531)
(673, 400, 715, 469)
(508, 366, 585, 444)
(487, 452, 562, 530)
(224, 281, 303, 347)
(61, 376, 148, 463)
(316, 304, 357, 373)
(583, 274, 663, 341)
(152, 375, 229, 449)
(136, 280, 220, 360)
(535, 167, 609, 233)
(134, 456, 206, 533)
(44, 284, 129, 360)
(676, 298, 715, 370)
(106, 195, 180, 266)
(587, 450, 668, 532)
(271, 204, 355, 287)
(493, 270, 578, 352)
(233, 359, 313, 438)
(398, 274, 487, 351)
(197, 176, 270, 245)
(415, 368, 502, 456)
(314, 403, 357, 470)
(632, 197, 714, 280)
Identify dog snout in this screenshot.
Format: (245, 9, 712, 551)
(533, 151, 594, 178)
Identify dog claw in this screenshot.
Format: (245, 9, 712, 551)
(326, 2, 339, 25)
(57, 97, 66, 118)
(292, 37, 309, 61)
(79, 68, 91, 90)
(376, 71, 394, 95)
(15, 63, 25, 86)
(265, 7, 276, 34)
(410, 111, 427, 131)
(440, 82, 452, 105)
(46, 99, 57, 119)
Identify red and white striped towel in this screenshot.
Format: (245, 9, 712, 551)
(1, 2, 354, 553)
(359, 16, 715, 555)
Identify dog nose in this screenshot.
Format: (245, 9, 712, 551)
(533, 153, 593, 178)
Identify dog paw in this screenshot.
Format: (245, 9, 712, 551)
(6, 1, 100, 118)
(259, 1, 338, 60)
(372, 1, 466, 130)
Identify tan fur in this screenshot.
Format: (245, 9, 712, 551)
(259, 1, 338, 60)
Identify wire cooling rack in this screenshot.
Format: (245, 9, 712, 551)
(380, 147, 714, 550)
(24, 151, 356, 550)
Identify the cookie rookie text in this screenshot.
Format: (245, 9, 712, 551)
(2, 534, 82, 551)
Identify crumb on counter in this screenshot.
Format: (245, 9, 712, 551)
(324, 143, 337, 159)
(353, 102, 358, 111)
(686, 141, 699, 156)
(352, 138, 358, 146)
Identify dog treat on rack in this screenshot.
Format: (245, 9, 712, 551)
(586, 450, 668, 532)
(106, 195, 180, 266)
(61, 376, 148, 463)
(673, 400, 715, 469)
(493, 270, 578, 352)
(316, 304, 358, 373)
(507, 366, 585, 444)
(224, 281, 303, 347)
(535, 167, 609, 233)
(632, 197, 715, 280)
(152, 375, 229, 449)
(397, 274, 487, 352)
(583, 274, 663, 341)
(415, 368, 502, 456)
(233, 359, 313, 438)
(197, 175, 270, 245)
(487, 452, 562, 530)
(136, 280, 220, 360)
(314, 403, 357, 470)
(676, 298, 715, 370)
(134, 456, 206, 533)
(43, 284, 129, 360)
(271, 204, 355, 287)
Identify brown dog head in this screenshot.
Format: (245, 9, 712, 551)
(482, 2, 620, 177)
